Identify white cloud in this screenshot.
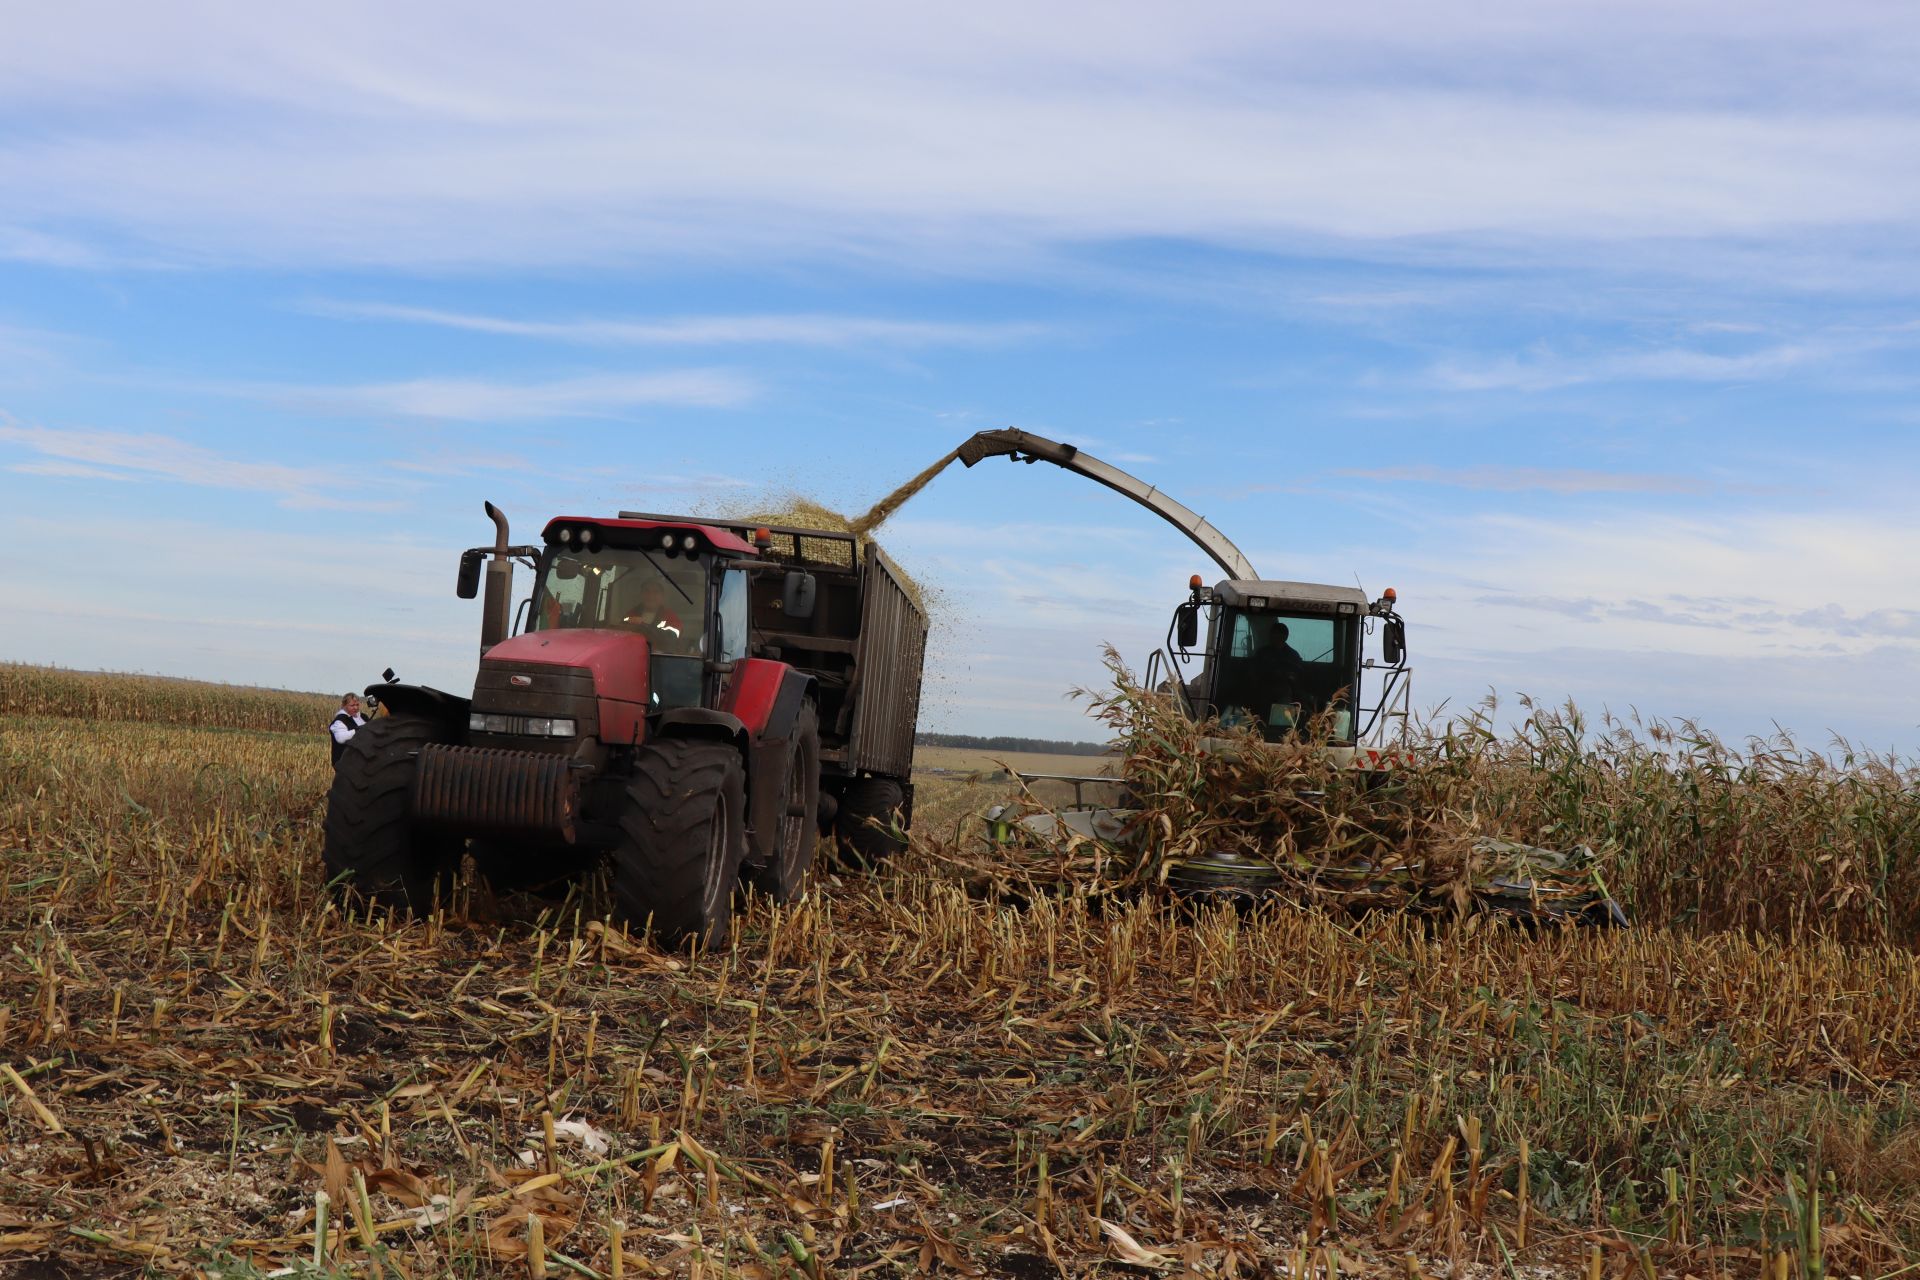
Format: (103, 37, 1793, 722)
(1340, 465, 1704, 495)
(1361, 503, 1920, 744)
(11, 459, 139, 481)
(1, 4, 1917, 272)
(1423, 341, 1851, 392)
(262, 371, 754, 419)
(0, 417, 396, 509)
(303, 301, 1055, 349)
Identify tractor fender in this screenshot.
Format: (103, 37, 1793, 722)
(367, 682, 471, 736)
(654, 707, 748, 748)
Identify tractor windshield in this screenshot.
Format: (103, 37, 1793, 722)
(531, 545, 709, 707)
(1207, 607, 1359, 743)
(532, 547, 706, 650)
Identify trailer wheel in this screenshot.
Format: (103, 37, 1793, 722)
(323, 715, 462, 915)
(833, 776, 909, 869)
(610, 739, 748, 948)
(747, 704, 821, 903)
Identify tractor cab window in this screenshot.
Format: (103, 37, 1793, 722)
(716, 569, 750, 664)
(532, 546, 707, 655)
(1209, 607, 1358, 743)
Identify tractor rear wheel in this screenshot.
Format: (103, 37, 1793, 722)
(610, 739, 748, 948)
(323, 715, 463, 914)
(746, 703, 821, 903)
(833, 776, 909, 868)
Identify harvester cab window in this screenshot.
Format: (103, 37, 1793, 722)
(1211, 608, 1357, 743)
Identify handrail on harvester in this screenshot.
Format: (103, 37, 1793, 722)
(955, 428, 1259, 582)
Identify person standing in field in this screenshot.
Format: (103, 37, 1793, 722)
(329, 693, 367, 766)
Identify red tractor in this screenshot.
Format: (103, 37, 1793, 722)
(323, 504, 928, 946)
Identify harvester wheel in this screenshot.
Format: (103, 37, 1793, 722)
(322, 715, 462, 915)
(747, 703, 821, 903)
(833, 776, 908, 868)
(610, 739, 747, 949)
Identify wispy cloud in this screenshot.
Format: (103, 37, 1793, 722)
(0, 418, 395, 509)
(1341, 464, 1705, 495)
(3, 7, 1919, 274)
(261, 371, 754, 420)
(1424, 340, 1854, 391)
(305, 301, 1055, 349)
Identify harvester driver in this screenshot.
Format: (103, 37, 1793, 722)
(622, 578, 688, 650)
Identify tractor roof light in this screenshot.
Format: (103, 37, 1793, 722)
(578, 526, 593, 545)
(660, 532, 674, 548)
(1188, 574, 1202, 589)
(753, 527, 772, 548)
(557, 527, 573, 544)
(1384, 587, 1397, 602)
(681, 534, 697, 550)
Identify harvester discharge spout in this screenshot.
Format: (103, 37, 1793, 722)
(957, 428, 1258, 582)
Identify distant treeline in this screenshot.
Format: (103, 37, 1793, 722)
(915, 732, 1113, 756)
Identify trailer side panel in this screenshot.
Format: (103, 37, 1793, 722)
(849, 544, 927, 779)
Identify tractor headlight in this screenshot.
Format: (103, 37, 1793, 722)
(468, 713, 577, 737)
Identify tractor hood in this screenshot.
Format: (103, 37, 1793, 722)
(481, 628, 651, 743)
(489, 627, 647, 672)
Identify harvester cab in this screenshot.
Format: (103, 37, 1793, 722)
(957, 427, 1412, 764)
(325, 502, 929, 949)
(1156, 576, 1412, 765)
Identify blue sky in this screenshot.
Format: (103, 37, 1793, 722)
(3, 2, 1919, 750)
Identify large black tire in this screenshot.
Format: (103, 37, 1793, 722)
(322, 715, 463, 915)
(609, 739, 748, 949)
(833, 776, 909, 869)
(746, 704, 821, 903)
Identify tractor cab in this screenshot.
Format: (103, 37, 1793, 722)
(1158, 577, 1409, 754)
(525, 517, 762, 712)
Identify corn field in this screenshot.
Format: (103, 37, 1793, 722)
(2, 666, 1918, 1276)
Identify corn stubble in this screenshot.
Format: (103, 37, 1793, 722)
(3, 667, 1918, 1277)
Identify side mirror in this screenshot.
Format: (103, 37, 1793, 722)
(512, 597, 532, 636)
(456, 549, 484, 599)
(1176, 603, 1199, 650)
(1382, 618, 1406, 666)
(782, 570, 818, 621)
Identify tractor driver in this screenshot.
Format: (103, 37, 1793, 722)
(621, 578, 691, 651)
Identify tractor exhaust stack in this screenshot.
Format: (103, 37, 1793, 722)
(481, 501, 514, 651)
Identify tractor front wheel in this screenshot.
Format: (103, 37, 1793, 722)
(322, 715, 463, 914)
(609, 739, 748, 948)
